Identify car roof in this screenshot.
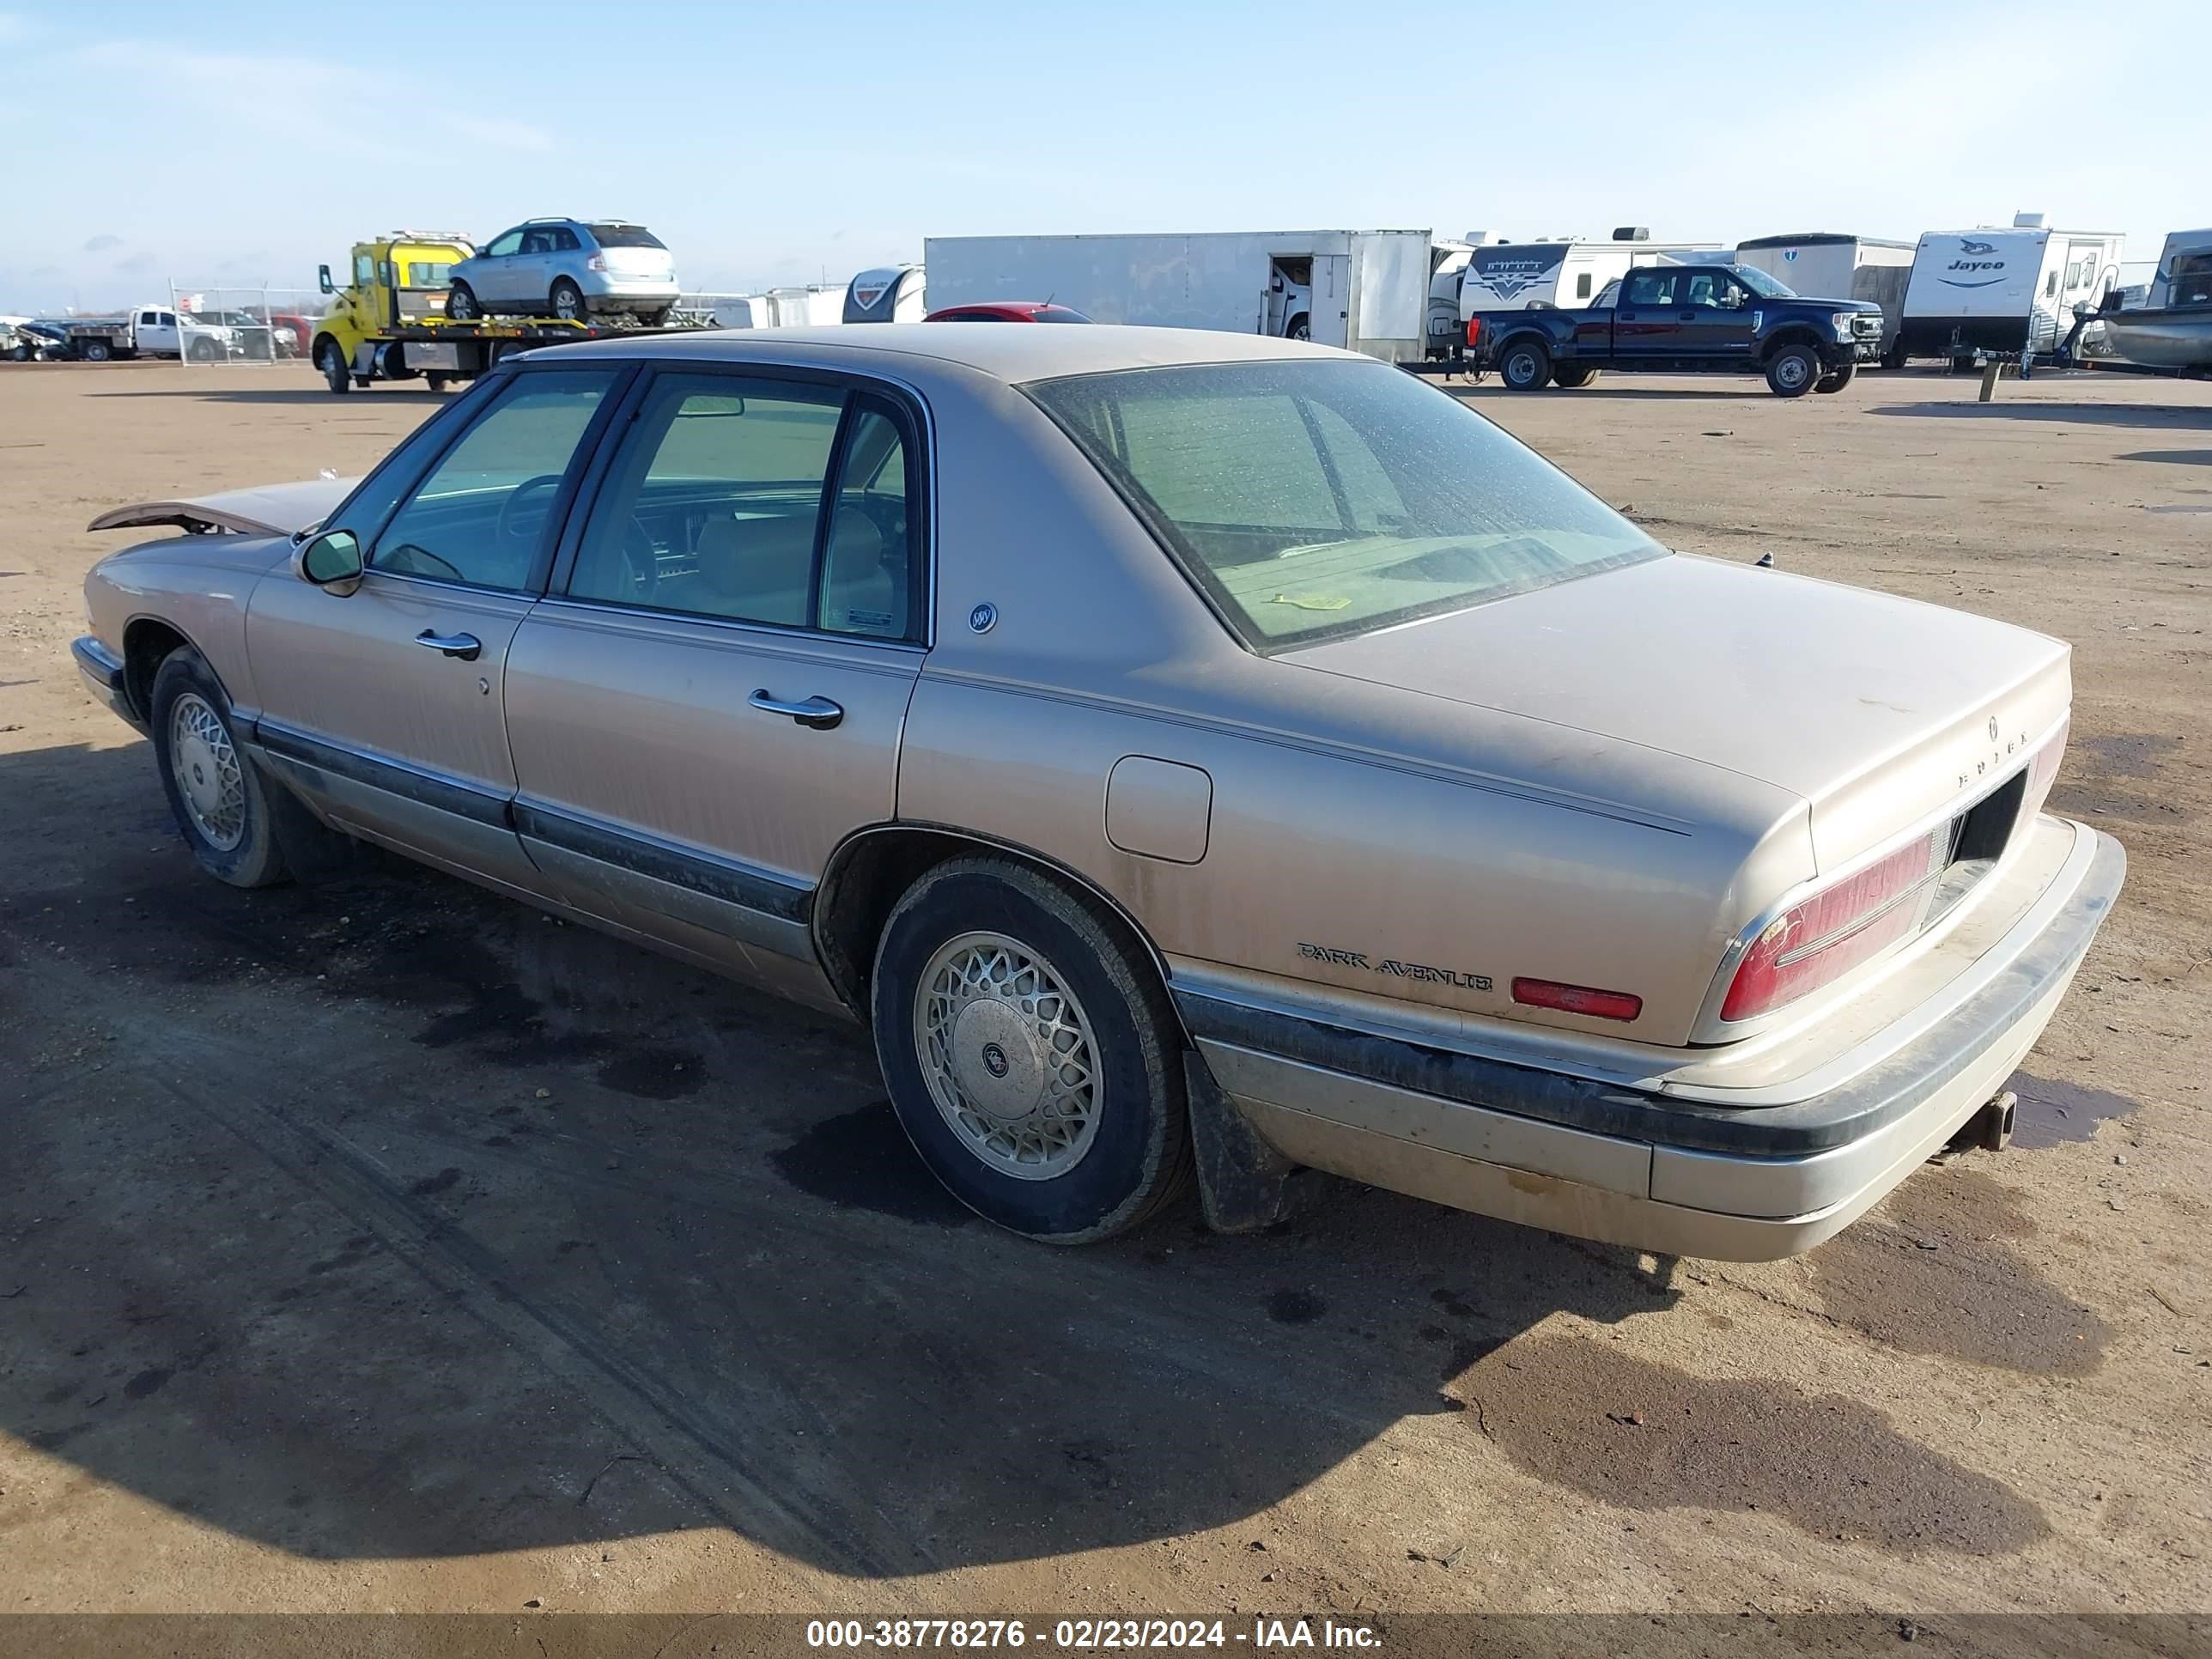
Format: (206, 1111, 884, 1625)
(542, 323, 1352, 385)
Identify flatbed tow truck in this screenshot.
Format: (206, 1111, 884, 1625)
(309, 232, 707, 393)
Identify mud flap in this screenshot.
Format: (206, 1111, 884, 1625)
(1183, 1050, 1298, 1233)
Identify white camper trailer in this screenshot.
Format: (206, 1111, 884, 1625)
(920, 229, 1437, 362)
(1454, 232, 1678, 315)
(844, 264, 927, 324)
(1733, 233, 1915, 352)
(1896, 217, 2124, 364)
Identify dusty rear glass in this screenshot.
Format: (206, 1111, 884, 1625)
(588, 224, 667, 250)
(1028, 359, 1665, 649)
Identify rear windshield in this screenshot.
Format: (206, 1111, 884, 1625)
(1027, 359, 1663, 649)
(588, 224, 666, 250)
(1033, 306, 1091, 322)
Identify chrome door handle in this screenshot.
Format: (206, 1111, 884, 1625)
(749, 690, 844, 731)
(416, 630, 483, 661)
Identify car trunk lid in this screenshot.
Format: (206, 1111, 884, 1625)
(1280, 552, 2070, 872)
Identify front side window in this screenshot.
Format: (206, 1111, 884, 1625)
(1029, 360, 1662, 651)
(370, 369, 617, 591)
(568, 374, 848, 629)
(484, 229, 525, 258)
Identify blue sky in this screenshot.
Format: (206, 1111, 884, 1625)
(3, 0, 2205, 312)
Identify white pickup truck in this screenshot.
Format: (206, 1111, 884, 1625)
(56, 305, 241, 362)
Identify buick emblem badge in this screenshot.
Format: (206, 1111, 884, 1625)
(969, 602, 997, 634)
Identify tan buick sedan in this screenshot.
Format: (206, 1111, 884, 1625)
(74, 326, 2123, 1257)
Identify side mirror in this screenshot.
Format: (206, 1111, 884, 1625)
(295, 528, 363, 595)
(318, 264, 334, 295)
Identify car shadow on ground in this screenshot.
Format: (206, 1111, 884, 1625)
(0, 738, 2063, 1575)
(2116, 448, 2212, 466)
(1453, 384, 1773, 402)
(1867, 399, 2212, 429)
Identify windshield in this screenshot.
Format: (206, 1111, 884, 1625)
(1028, 359, 1664, 650)
(1731, 264, 1796, 298)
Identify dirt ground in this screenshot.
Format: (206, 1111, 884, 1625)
(1, 359, 2206, 1626)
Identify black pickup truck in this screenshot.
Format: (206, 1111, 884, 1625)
(1468, 264, 1885, 397)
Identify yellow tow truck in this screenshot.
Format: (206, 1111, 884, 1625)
(308, 233, 678, 394)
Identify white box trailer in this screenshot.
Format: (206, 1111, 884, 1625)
(920, 229, 1437, 362)
(1733, 233, 1915, 353)
(1897, 219, 2125, 363)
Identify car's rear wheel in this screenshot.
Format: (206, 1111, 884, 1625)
(1552, 366, 1598, 388)
(446, 283, 480, 321)
(637, 307, 672, 329)
(871, 857, 1190, 1243)
(317, 338, 350, 394)
(550, 278, 586, 321)
(82, 340, 112, 362)
(1765, 343, 1820, 397)
(426, 373, 452, 392)
(1815, 362, 1856, 394)
(1499, 338, 1551, 391)
(150, 648, 289, 888)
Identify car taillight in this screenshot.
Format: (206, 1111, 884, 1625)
(1720, 828, 1948, 1023)
(1512, 978, 1642, 1022)
(587, 254, 606, 272)
(2022, 719, 2069, 821)
(1465, 319, 1482, 347)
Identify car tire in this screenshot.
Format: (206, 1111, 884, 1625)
(9, 342, 30, 362)
(1499, 338, 1551, 391)
(317, 338, 350, 394)
(149, 647, 290, 889)
(550, 278, 586, 322)
(638, 307, 672, 329)
(1552, 366, 1597, 388)
(82, 340, 113, 363)
(1284, 313, 1310, 342)
(1815, 362, 1856, 394)
(426, 373, 452, 392)
(871, 857, 1191, 1243)
(446, 283, 480, 321)
(1765, 343, 1820, 398)
(187, 337, 222, 363)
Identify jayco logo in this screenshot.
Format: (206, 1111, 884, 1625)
(1941, 237, 2008, 288)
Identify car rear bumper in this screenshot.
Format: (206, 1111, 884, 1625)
(72, 635, 143, 732)
(579, 274, 679, 306)
(1175, 819, 2124, 1260)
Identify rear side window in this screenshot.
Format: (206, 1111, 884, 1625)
(1030, 359, 1662, 650)
(588, 224, 666, 250)
(1624, 270, 1679, 307)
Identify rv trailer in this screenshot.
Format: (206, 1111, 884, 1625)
(1733, 233, 1915, 353)
(1896, 216, 2124, 366)
(844, 264, 927, 323)
(920, 229, 1437, 362)
(1454, 229, 1691, 316)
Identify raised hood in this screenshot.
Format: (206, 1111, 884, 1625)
(87, 476, 356, 538)
(1283, 553, 2070, 870)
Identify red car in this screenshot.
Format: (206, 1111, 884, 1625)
(924, 301, 1092, 323)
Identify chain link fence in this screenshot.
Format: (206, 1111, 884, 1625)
(167, 284, 331, 363)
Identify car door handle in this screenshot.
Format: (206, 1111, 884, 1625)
(749, 690, 844, 730)
(1680, 310, 1698, 320)
(416, 630, 483, 661)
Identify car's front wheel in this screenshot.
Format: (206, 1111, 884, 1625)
(1499, 338, 1551, 390)
(149, 647, 289, 888)
(1765, 343, 1820, 397)
(317, 338, 350, 394)
(446, 282, 480, 321)
(550, 278, 586, 321)
(872, 858, 1190, 1243)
